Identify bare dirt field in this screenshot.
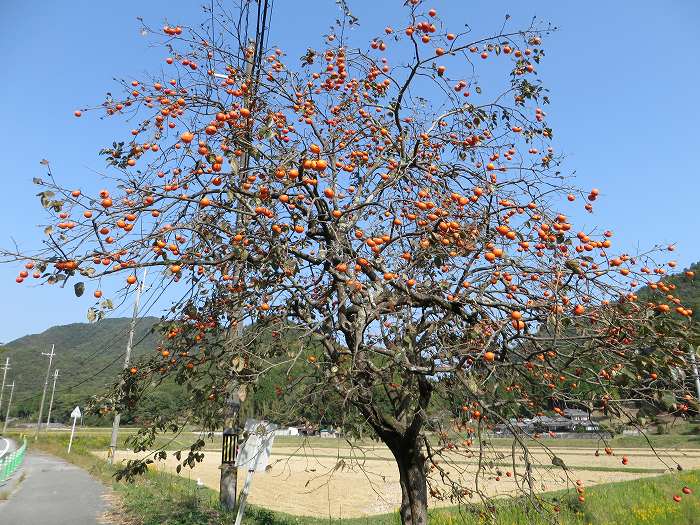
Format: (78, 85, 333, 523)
(100, 440, 700, 519)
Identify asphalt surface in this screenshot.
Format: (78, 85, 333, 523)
(0, 450, 108, 524)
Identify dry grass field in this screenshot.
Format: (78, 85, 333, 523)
(100, 437, 700, 519)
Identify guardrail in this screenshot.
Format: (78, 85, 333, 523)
(0, 438, 27, 484)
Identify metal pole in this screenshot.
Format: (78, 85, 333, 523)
(234, 429, 274, 525)
(46, 369, 59, 428)
(234, 467, 256, 525)
(108, 268, 146, 463)
(689, 345, 700, 402)
(67, 416, 77, 454)
(35, 345, 55, 440)
(0, 358, 10, 415)
(2, 381, 14, 434)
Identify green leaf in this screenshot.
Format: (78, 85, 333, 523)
(38, 191, 55, 208)
(230, 157, 240, 176)
(551, 456, 567, 469)
(660, 391, 676, 410)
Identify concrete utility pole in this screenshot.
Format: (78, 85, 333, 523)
(46, 369, 59, 428)
(3, 381, 14, 434)
(219, 0, 271, 503)
(0, 358, 10, 415)
(220, 390, 241, 509)
(108, 268, 146, 463)
(689, 345, 700, 402)
(35, 345, 56, 439)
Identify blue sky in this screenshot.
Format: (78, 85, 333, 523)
(0, 1, 698, 342)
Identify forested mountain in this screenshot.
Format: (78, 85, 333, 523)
(0, 317, 160, 424)
(659, 261, 699, 321)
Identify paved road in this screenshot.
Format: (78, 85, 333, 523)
(0, 451, 109, 524)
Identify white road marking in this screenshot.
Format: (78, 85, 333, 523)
(0, 437, 10, 459)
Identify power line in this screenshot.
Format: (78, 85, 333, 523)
(12, 324, 156, 407)
(9, 274, 173, 408)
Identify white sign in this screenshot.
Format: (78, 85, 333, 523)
(67, 406, 80, 453)
(234, 419, 278, 525)
(235, 419, 277, 472)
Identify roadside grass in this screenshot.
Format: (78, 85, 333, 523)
(6, 431, 699, 524)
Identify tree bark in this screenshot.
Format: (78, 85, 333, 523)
(387, 435, 428, 525)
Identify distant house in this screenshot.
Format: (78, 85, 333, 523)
(319, 428, 338, 438)
(295, 424, 318, 436)
(563, 409, 600, 432)
(531, 416, 573, 433)
(274, 426, 300, 437)
(563, 409, 588, 422)
(492, 409, 600, 436)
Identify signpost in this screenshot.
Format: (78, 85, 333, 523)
(67, 406, 81, 454)
(233, 419, 277, 525)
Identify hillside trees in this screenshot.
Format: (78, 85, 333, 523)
(3, 1, 696, 523)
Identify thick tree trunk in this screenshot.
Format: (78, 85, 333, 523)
(387, 436, 428, 525)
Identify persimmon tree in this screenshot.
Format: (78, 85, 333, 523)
(5, 1, 696, 523)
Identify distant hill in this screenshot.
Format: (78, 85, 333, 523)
(0, 316, 160, 424)
(662, 261, 699, 321)
(637, 261, 699, 323)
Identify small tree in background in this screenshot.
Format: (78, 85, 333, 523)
(4, 1, 695, 523)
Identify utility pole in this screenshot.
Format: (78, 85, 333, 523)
(217, 0, 272, 509)
(46, 369, 59, 428)
(0, 358, 9, 415)
(35, 345, 56, 439)
(690, 345, 700, 402)
(220, 390, 242, 509)
(219, 44, 256, 512)
(108, 268, 146, 463)
(2, 381, 14, 434)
